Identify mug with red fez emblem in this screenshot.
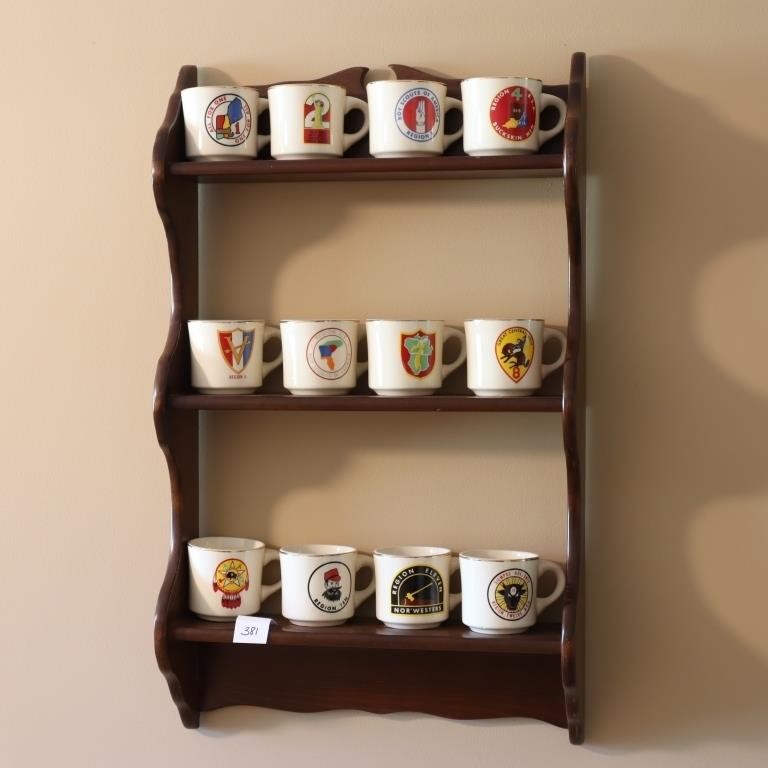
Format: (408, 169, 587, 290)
(188, 537, 282, 621)
(279, 545, 375, 626)
(460, 77, 566, 156)
(366, 320, 467, 396)
(366, 80, 463, 158)
(188, 320, 283, 394)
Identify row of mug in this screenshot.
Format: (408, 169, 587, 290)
(189, 318, 566, 397)
(189, 538, 565, 635)
(181, 76, 566, 161)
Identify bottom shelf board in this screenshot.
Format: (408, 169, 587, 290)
(170, 615, 561, 655)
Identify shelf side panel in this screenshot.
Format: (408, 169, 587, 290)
(152, 64, 203, 729)
(561, 51, 587, 745)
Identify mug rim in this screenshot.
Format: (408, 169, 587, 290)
(181, 85, 258, 94)
(459, 549, 539, 562)
(465, 318, 545, 323)
(366, 318, 445, 323)
(366, 79, 446, 88)
(374, 545, 451, 558)
(189, 536, 265, 552)
(188, 319, 265, 325)
(268, 82, 345, 94)
(280, 319, 359, 324)
(280, 544, 357, 557)
(461, 76, 543, 84)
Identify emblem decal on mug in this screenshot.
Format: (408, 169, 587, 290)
(390, 565, 444, 615)
(395, 88, 441, 142)
(205, 94, 252, 146)
(401, 331, 437, 378)
(490, 86, 536, 142)
(306, 328, 352, 380)
(495, 327, 534, 382)
(304, 92, 332, 144)
(308, 561, 352, 613)
(212, 558, 250, 609)
(218, 328, 255, 374)
(488, 568, 532, 621)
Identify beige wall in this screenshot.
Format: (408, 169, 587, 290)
(2, 0, 766, 765)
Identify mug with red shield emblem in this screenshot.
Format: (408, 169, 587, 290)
(188, 537, 281, 621)
(188, 320, 283, 394)
(460, 76, 566, 156)
(366, 80, 463, 158)
(366, 319, 467, 396)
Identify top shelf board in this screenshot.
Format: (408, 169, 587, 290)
(169, 154, 565, 183)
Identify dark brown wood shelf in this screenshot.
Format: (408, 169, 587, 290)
(152, 54, 586, 742)
(169, 153, 563, 183)
(172, 615, 562, 654)
(169, 393, 563, 412)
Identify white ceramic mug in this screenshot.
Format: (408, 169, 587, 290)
(181, 86, 269, 160)
(188, 320, 283, 394)
(366, 320, 467, 396)
(279, 545, 375, 626)
(464, 319, 566, 396)
(267, 83, 369, 159)
(459, 550, 565, 634)
(188, 537, 281, 621)
(373, 546, 461, 629)
(280, 320, 367, 395)
(366, 80, 463, 158)
(460, 77, 566, 156)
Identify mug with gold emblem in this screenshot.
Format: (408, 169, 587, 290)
(464, 318, 566, 396)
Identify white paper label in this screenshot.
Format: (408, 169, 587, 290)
(233, 615, 272, 644)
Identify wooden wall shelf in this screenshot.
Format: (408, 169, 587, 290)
(153, 53, 586, 743)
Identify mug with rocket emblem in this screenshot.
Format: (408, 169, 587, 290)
(181, 86, 270, 160)
(460, 76, 566, 156)
(279, 545, 375, 626)
(188, 537, 282, 621)
(458, 550, 565, 634)
(188, 320, 283, 394)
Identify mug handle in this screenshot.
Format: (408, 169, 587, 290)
(535, 559, 565, 614)
(443, 96, 463, 149)
(262, 325, 283, 379)
(448, 555, 462, 612)
(353, 553, 376, 608)
(441, 326, 467, 380)
(538, 94, 567, 146)
(356, 325, 368, 379)
(342, 97, 370, 152)
(256, 97, 270, 151)
(260, 548, 282, 602)
(541, 327, 567, 379)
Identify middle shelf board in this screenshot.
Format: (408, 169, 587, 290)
(169, 394, 563, 413)
(171, 616, 562, 655)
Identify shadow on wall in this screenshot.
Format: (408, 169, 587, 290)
(586, 56, 768, 750)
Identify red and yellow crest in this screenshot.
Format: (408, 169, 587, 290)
(495, 327, 534, 382)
